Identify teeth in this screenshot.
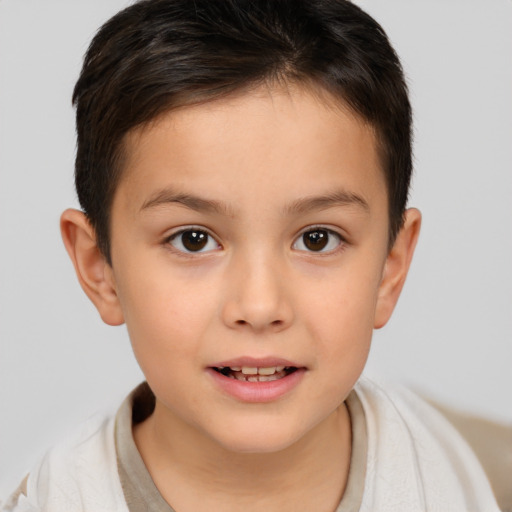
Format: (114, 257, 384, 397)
(258, 375, 279, 382)
(258, 367, 277, 376)
(239, 366, 288, 375)
(218, 365, 292, 380)
(241, 367, 258, 375)
(234, 373, 282, 382)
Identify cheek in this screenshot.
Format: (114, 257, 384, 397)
(313, 295, 373, 373)
(298, 255, 382, 364)
(302, 282, 375, 407)
(114, 263, 219, 368)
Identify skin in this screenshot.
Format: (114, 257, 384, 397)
(61, 85, 421, 512)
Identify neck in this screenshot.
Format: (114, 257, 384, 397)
(134, 401, 352, 512)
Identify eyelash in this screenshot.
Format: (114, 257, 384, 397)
(164, 226, 346, 256)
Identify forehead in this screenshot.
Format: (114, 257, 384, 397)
(116, 84, 386, 214)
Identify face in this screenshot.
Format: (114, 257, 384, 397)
(108, 86, 391, 453)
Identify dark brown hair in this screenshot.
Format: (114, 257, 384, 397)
(73, 0, 412, 261)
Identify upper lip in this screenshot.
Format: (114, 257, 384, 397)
(209, 356, 303, 369)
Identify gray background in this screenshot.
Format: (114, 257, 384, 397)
(1, 0, 511, 495)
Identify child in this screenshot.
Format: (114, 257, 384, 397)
(2, 1, 501, 511)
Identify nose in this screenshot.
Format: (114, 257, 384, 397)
(221, 250, 294, 333)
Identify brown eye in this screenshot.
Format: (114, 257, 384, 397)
(293, 228, 342, 253)
(304, 230, 328, 251)
(182, 230, 207, 251)
(169, 229, 218, 253)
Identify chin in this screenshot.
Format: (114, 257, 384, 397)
(208, 420, 308, 455)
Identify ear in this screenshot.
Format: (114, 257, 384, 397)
(60, 209, 124, 326)
(374, 208, 421, 329)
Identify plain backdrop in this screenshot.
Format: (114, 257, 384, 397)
(1, 0, 511, 495)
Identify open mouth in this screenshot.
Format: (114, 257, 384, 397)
(212, 365, 298, 382)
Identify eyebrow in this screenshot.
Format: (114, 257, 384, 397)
(283, 190, 370, 215)
(140, 187, 369, 216)
(140, 188, 235, 216)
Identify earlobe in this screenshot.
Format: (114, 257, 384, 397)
(374, 208, 421, 329)
(60, 209, 124, 326)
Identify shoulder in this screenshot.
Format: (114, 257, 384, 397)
(1, 413, 128, 512)
(352, 377, 501, 512)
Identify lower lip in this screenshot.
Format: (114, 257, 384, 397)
(207, 368, 306, 403)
